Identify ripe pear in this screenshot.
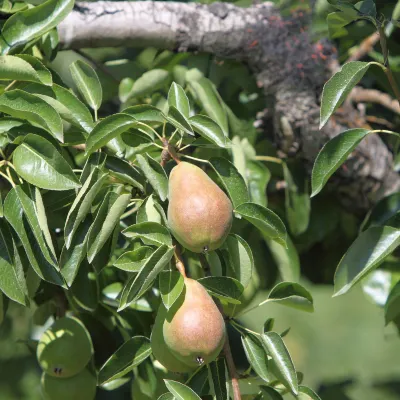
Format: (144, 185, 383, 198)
(151, 303, 196, 373)
(163, 277, 226, 368)
(37, 317, 93, 378)
(41, 368, 96, 400)
(168, 162, 233, 253)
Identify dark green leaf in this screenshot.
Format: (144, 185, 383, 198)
(159, 270, 184, 310)
(136, 195, 166, 224)
(118, 244, 174, 311)
(235, 202, 287, 247)
(167, 105, 194, 136)
(385, 281, 400, 325)
(0, 90, 63, 141)
(105, 155, 145, 191)
(198, 276, 244, 304)
(87, 191, 131, 263)
(70, 60, 102, 111)
(114, 246, 154, 272)
(298, 385, 322, 400)
(260, 386, 284, 400)
(1, 0, 74, 54)
(13, 134, 80, 190)
(168, 82, 190, 118)
(122, 104, 166, 124)
(266, 282, 314, 312)
(311, 128, 370, 196)
(126, 69, 170, 100)
(123, 222, 172, 246)
(0, 55, 49, 84)
(208, 359, 227, 400)
(334, 226, 400, 296)
(209, 157, 249, 208)
(241, 333, 269, 382)
(136, 153, 168, 201)
(164, 379, 202, 400)
(246, 161, 270, 207)
(320, 63, 372, 128)
(85, 113, 137, 156)
(189, 115, 229, 148)
(261, 332, 298, 395)
(98, 336, 152, 384)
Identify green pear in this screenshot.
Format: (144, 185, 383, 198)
(151, 303, 196, 373)
(41, 368, 96, 400)
(163, 277, 226, 368)
(168, 162, 233, 253)
(37, 317, 93, 378)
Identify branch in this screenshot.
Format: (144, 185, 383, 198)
(348, 31, 379, 62)
(349, 87, 400, 115)
(59, 1, 400, 212)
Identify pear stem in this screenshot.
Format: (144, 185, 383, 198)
(161, 138, 181, 166)
(174, 245, 187, 277)
(199, 254, 241, 400)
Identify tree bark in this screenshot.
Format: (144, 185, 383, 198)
(59, 1, 400, 212)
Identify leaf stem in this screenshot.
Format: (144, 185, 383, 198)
(4, 80, 16, 92)
(0, 170, 14, 187)
(169, 129, 179, 143)
(181, 155, 208, 163)
(230, 320, 261, 337)
(378, 26, 400, 106)
(94, 108, 98, 122)
(254, 155, 282, 164)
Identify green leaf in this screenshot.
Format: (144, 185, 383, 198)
(159, 270, 184, 310)
(85, 113, 137, 156)
(260, 386, 284, 400)
(114, 246, 154, 272)
(1, 0, 74, 54)
(52, 84, 94, 134)
(64, 167, 108, 248)
(261, 332, 298, 395)
(122, 104, 166, 124)
(13, 185, 57, 264)
(264, 282, 314, 312)
(198, 276, 244, 304)
(235, 202, 287, 247)
(283, 161, 310, 236)
(298, 385, 322, 400)
(167, 105, 194, 136)
(60, 217, 92, 286)
(209, 157, 249, 208)
(127, 69, 170, 100)
(136, 195, 166, 224)
(0, 220, 28, 305)
(14, 54, 52, 86)
(241, 333, 269, 382)
(327, 11, 357, 38)
(98, 336, 152, 384)
(189, 115, 229, 148)
(311, 128, 370, 196)
(265, 235, 300, 282)
(136, 153, 168, 201)
(246, 161, 270, 207)
(0, 55, 49, 84)
(122, 222, 172, 247)
(118, 244, 174, 311)
(157, 394, 174, 400)
(208, 359, 227, 400)
(384, 281, 400, 325)
(105, 155, 145, 191)
(219, 234, 253, 289)
(87, 191, 131, 263)
(320, 62, 372, 128)
(164, 379, 202, 400)
(13, 134, 80, 190)
(0, 90, 63, 141)
(334, 226, 400, 296)
(168, 82, 190, 118)
(70, 60, 102, 111)
(3, 189, 64, 286)
(189, 77, 229, 135)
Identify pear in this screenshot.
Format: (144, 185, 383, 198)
(163, 277, 226, 368)
(168, 162, 233, 253)
(37, 317, 93, 378)
(41, 368, 96, 400)
(151, 303, 196, 373)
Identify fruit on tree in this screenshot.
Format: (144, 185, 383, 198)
(41, 368, 96, 400)
(162, 277, 226, 368)
(167, 162, 233, 253)
(37, 316, 93, 378)
(151, 304, 196, 373)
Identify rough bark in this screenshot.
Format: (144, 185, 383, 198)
(59, 1, 400, 212)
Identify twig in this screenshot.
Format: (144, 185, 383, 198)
(199, 254, 241, 400)
(348, 31, 379, 62)
(173, 245, 187, 277)
(348, 87, 400, 115)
